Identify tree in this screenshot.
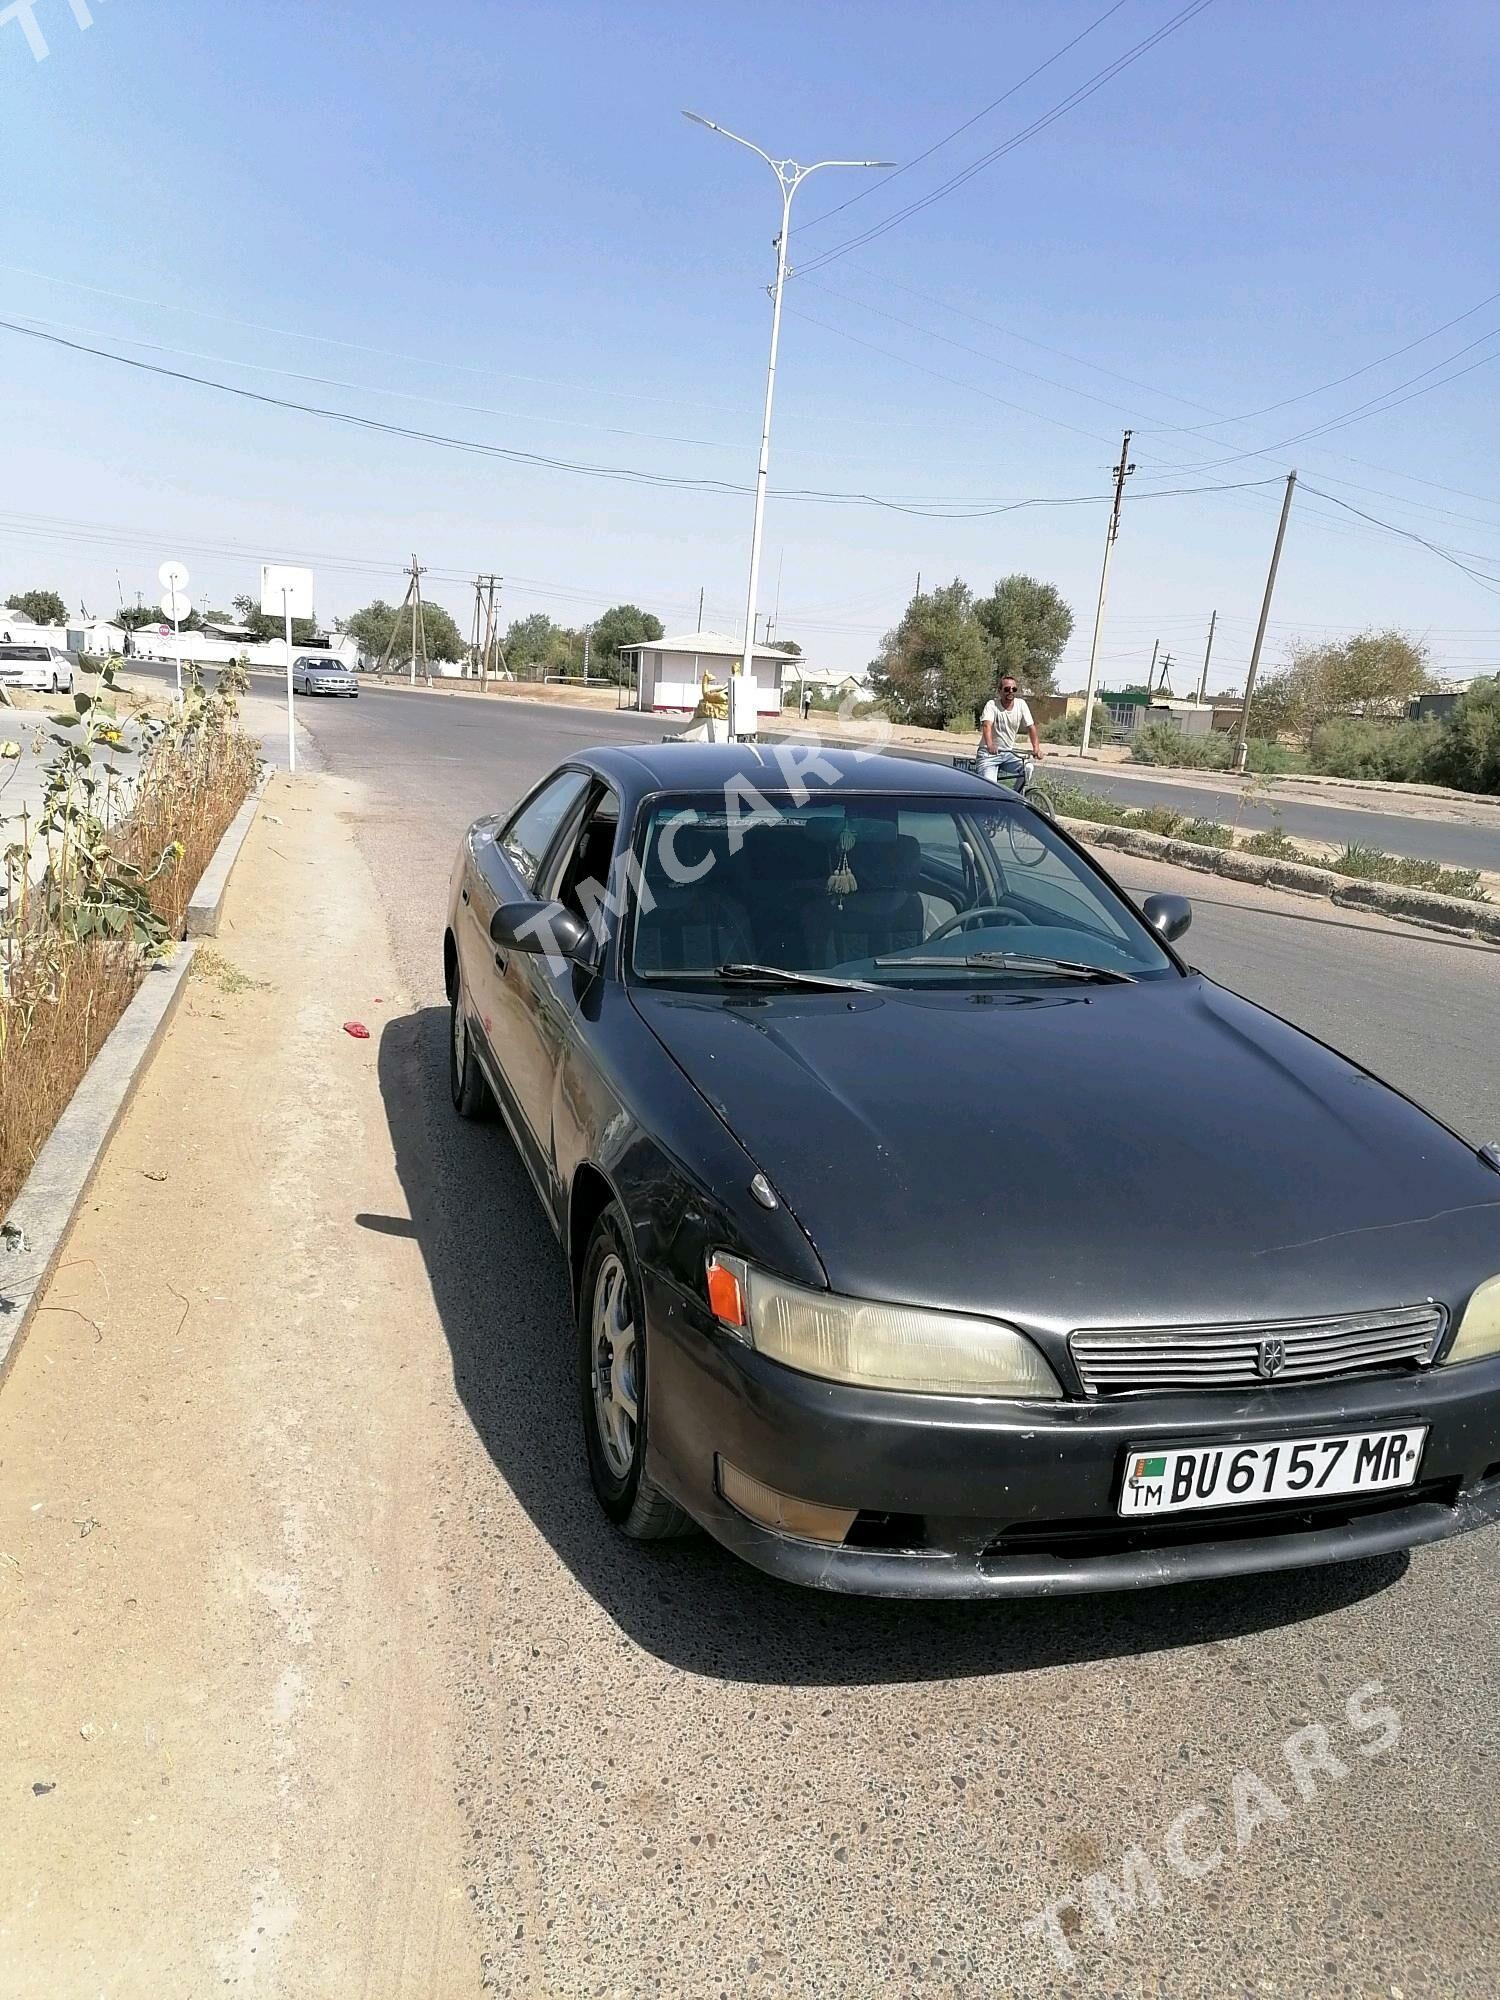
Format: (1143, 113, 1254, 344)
(4, 588, 70, 627)
(504, 612, 572, 676)
(972, 575, 1073, 696)
(867, 580, 989, 729)
(588, 604, 664, 684)
(1427, 675, 1500, 796)
(228, 591, 318, 645)
(342, 597, 464, 665)
(117, 605, 163, 632)
(770, 638, 802, 657)
(1258, 629, 1432, 737)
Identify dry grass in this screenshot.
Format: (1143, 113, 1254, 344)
(0, 940, 139, 1215)
(1, 707, 259, 1217)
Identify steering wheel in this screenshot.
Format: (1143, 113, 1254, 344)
(925, 901, 1031, 945)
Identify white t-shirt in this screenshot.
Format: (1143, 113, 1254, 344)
(979, 696, 1033, 753)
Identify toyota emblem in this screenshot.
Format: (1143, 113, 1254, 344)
(1256, 1337, 1286, 1380)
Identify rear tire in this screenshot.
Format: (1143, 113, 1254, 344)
(578, 1203, 691, 1540)
(448, 964, 490, 1119)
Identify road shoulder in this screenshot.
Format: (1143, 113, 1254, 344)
(0, 771, 481, 1999)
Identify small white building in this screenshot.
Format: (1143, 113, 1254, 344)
(618, 629, 790, 717)
(0, 609, 125, 655)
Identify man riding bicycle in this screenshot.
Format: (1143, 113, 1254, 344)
(977, 675, 1044, 784)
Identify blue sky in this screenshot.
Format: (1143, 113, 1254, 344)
(3, 0, 1498, 686)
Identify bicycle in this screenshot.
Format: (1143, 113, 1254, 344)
(952, 750, 1057, 820)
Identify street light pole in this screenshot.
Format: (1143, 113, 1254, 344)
(684, 112, 890, 730)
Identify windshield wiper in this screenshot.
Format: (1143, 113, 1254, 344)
(873, 951, 1136, 984)
(714, 962, 883, 994)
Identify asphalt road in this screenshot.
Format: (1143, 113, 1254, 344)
(123, 661, 1500, 874)
(277, 682, 1500, 1998)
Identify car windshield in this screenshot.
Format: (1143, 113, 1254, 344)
(0, 646, 50, 661)
(629, 795, 1176, 987)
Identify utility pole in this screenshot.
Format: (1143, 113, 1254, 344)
(1197, 609, 1217, 703)
(1233, 471, 1297, 774)
(582, 624, 592, 680)
(696, 585, 705, 631)
(1147, 638, 1160, 695)
(1080, 430, 1135, 755)
(404, 553, 429, 687)
(1157, 652, 1175, 697)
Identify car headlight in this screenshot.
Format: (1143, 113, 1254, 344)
(705, 1252, 1061, 1398)
(1443, 1274, 1500, 1367)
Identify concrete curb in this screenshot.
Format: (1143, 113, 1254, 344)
(0, 943, 198, 1387)
(186, 778, 266, 937)
(1062, 816, 1500, 943)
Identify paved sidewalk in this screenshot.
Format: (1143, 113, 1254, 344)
(0, 770, 480, 1998)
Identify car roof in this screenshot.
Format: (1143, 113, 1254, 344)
(573, 740, 1009, 807)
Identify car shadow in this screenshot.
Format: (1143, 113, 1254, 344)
(378, 1005, 1408, 1687)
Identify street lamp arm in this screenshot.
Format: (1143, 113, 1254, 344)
(681, 110, 776, 173)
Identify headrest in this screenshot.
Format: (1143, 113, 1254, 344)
(851, 831, 920, 890)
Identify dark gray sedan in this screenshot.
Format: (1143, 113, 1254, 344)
(443, 743, 1500, 1596)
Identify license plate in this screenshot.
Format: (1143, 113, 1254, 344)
(1118, 1426, 1427, 1517)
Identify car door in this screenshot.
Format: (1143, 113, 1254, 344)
(495, 780, 623, 1218)
(468, 769, 591, 1186)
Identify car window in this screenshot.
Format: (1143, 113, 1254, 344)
(0, 646, 50, 661)
(629, 794, 1174, 986)
(543, 785, 622, 923)
(498, 770, 591, 889)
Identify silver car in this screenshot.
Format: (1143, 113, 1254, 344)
(290, 656, 358, 698)
(0, 644, 75, 694)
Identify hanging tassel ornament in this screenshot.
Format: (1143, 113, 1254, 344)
(827, 827, 858, 906)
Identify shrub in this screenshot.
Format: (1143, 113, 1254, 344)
(1040, 701, 1112, 745)
(1244, 826, 1301, 859)
(1179, 817, 1233, 848)
(1128, 804, 1186, 837)
(1039, 782, 1129, 826)
(1426, 677, 1500, 796)
(1331, 843, 1486, 902)
(1129, 724, 1232, 770)
(1243, 738, 1303, 774)
(1307, 717, 1439, 783)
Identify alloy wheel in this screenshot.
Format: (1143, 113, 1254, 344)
(590, 1252, 639, 1479)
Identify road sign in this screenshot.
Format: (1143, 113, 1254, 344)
(260, 564, 314, 620)
(159, 588, 190, 621)
(158, 559, 190, 594)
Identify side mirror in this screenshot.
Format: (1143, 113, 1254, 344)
(1141, 892, 1192, 944)
(491, 899, 590, 960)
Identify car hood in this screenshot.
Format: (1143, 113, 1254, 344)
(631, 977, 1500, 1333)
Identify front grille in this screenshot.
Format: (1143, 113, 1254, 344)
(1069, 1304, 1445, 1397)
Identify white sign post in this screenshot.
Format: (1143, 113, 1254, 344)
(260, 564, 314, 774)
(158, 559, 190, 706)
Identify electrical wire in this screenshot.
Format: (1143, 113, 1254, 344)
(793, 0, 1133, 233)
(792, 0, 1219, 279)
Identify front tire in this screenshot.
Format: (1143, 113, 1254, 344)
(578, 1204, 691, 1540)
(448, 964, 490, 1119)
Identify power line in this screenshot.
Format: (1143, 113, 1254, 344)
(794, 0, 1133, 233)
(0, 313, 1277, 522)
(1296, 484, 1500, 598)
(792, 0, 1219, 279)
(0, 262, 747, 416)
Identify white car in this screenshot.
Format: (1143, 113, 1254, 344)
(0, 644, 75, 694)
(291, 656, 358, 698)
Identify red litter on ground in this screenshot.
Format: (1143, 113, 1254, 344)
(343, 1021, 370, 1039)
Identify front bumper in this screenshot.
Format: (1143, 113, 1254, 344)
(643, 1270, 1500, 1597)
